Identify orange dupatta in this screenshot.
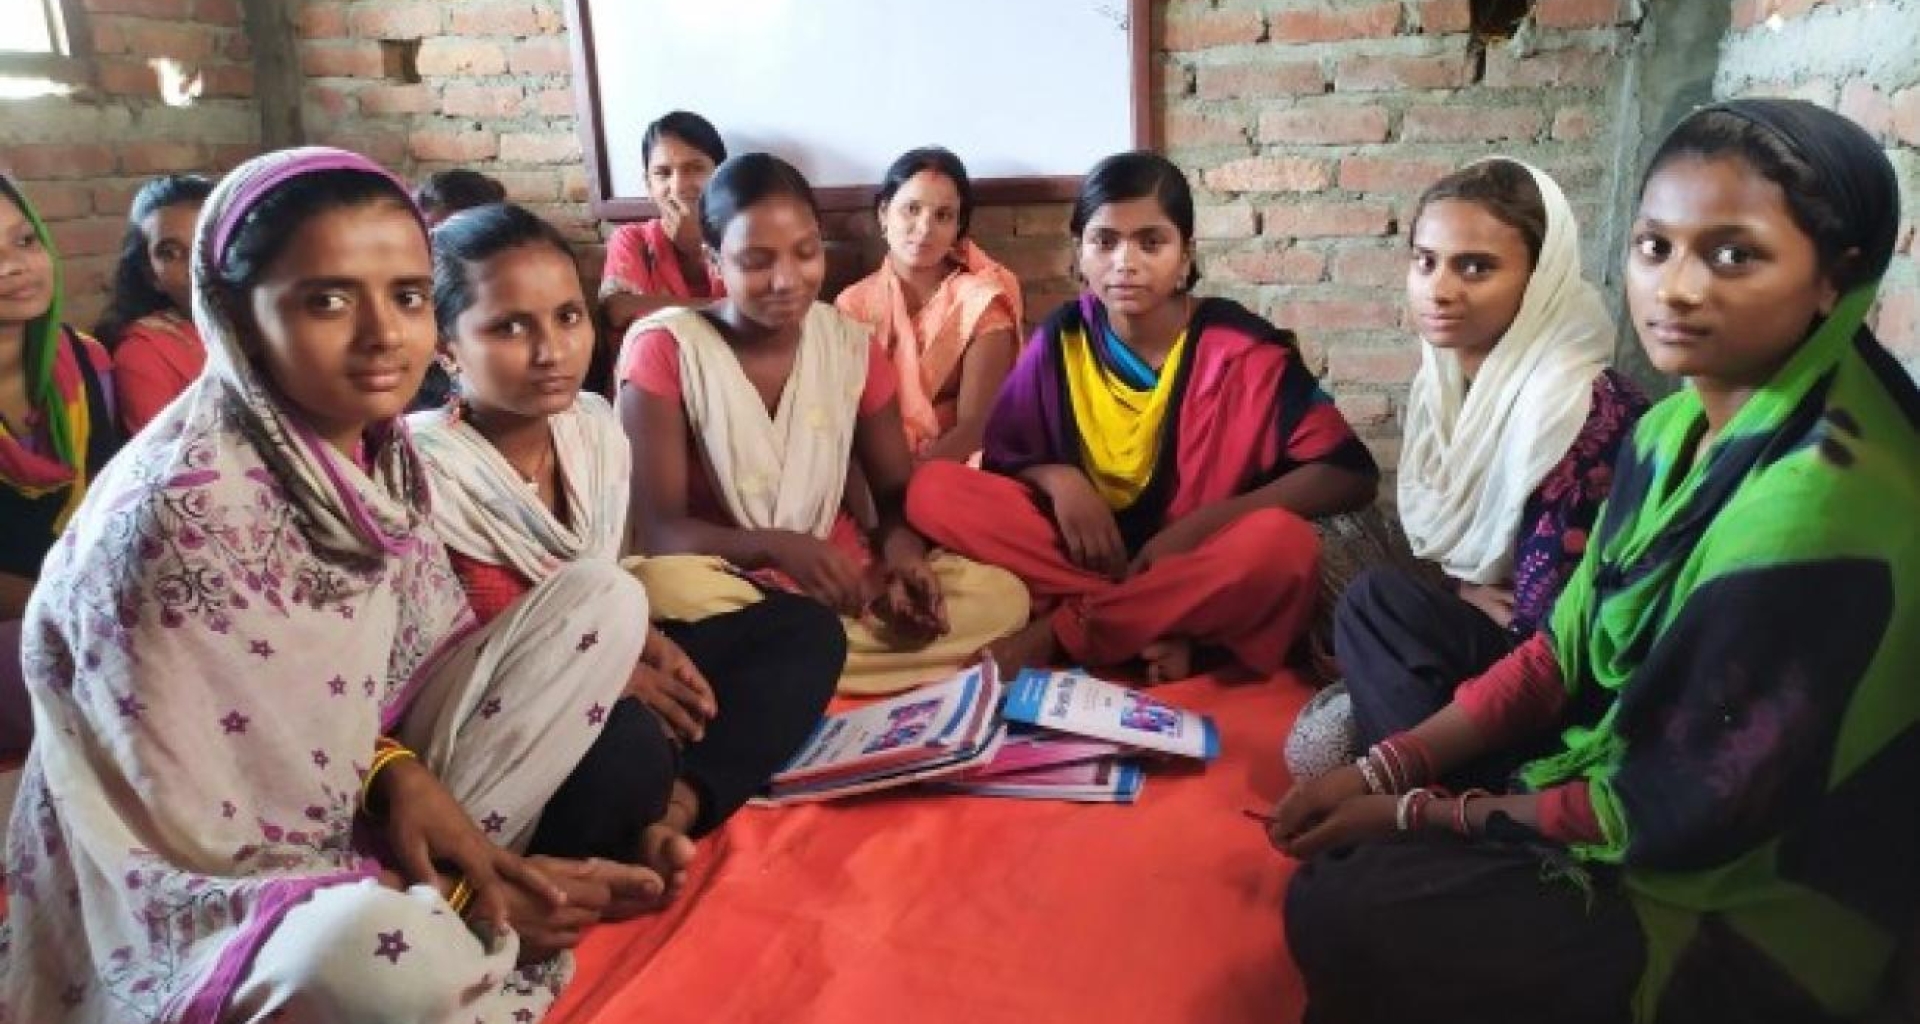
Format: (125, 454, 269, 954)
(836, 239, 1022, 453)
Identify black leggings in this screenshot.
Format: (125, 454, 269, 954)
(528, 591, 845, 859)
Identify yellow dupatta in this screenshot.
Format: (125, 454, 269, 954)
(1061, 323, 1189, 509)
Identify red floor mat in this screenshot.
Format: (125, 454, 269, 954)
(553, 672, 1310, 1024)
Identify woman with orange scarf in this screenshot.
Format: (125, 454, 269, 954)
(836, 147, 1022, 462)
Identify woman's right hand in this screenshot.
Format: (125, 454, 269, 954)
(626, 627, 717, 743)
(1037, 469, 1127, 580)
(1267, 763, 1372, 852)
(764, 532, 869, 615)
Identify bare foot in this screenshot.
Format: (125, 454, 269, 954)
(582, 857, 667, 924)
(599, 824, 697, 920)
(986, 617, 1059, 679)
(1141, 637, 1193, 685)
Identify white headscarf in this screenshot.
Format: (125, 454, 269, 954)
(1396, 159, 1616, 584)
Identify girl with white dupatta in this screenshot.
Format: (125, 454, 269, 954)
(616, 153, 1027, 697)
(411, 202, 841, 903)
(1, 148, 653, 1024)
(1296, 159, 1649, 784)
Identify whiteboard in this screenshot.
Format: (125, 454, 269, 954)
(561, 0, 1148, 218)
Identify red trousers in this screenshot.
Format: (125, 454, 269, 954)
(905, 461, 1319, 674)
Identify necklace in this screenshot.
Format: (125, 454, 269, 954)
(518, 438, 553, 492)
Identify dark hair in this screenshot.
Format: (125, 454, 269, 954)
(1642, 103, 1899, 292)
(1070, 151, 1200, 291)
(212, 169, 418, 319)
(430, 202, 578, 337)
(413, 169, 506, 218)
(642, 110, 727, 169)
(95, 175, 215, 347)
(698, 152, 819, 249)
(875, 146, 975, 238)
(1408, 159, 1546, 267)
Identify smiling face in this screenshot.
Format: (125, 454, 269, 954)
(1626, 154, 1835, 387)
(442, 241, 594, 421)
(1407, 199, 1534, 366)
(646, 133, 719, 237)
(142, 200, 201, 315)
(1075, 195, 1192, 318)
(243, 200, 436, 454)
(0, 193, 55, 328)
(708, 194, 825, 332)
(880, 169, 963, 277)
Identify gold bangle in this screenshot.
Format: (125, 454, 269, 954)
(446, 877, 473, 915)
(358, 745, 418, 817)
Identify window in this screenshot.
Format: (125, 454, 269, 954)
(0, 0, 93, 84)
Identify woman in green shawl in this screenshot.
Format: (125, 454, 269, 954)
(1270, 98, 1920, 1024)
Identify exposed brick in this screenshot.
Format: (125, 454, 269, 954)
(1416, 0, 1472, 34)
(1286, 299, 1401, 331)
(1263, 201, 1395, 238)
(90, 19, 126, 54)
(1015, 204, 1071, 236)
(85, 0, 190, 15)
(1195, 205, 1258, 240)
(441, 84, 524, 119)
(1211, 247, 1326, 285)
(449, 0, 565, 36)
(1195, 60, 1327, 100)
(489, 170, 562, 203)
(499, 132, 581, 164)
(1332, 245, 1413, 287)
(1483, 46, 1613, 90)
(408, 129, 499, 163)
(1166, 111, 1248, 148)
(194, 0, 242, 25)
(1334, 54, 1473, 92)
(358, 83, 437, 116)
(349, 3, 442, 39)
(50, 216, 126, 259)
(314, 131, 408, 167)
(202, 64, 255, 98)
(17, 183, 92, 220)
(1551, 106, 1600, 141)
(1163, 10, 1265, 51)
(1338, 157, 1455, 195)
(1202, 156, 1330, 193)
(1400, 106, 1545, 142)
(416, 38, 509, 77)
(560, 167, 590, 203)
(119, 141, 204, 174)
(1730, 0, 1764, 31)
(93, 58, 159, 97)
(306, 83, 353, 120)
(1, 144, 117, 180)
(1271, 2, 1401, 43)
(1838, 81, 1891, 140)
(535, 87, 575, 118)
(1325, 345, 1422, 383)
(208, 144, 258, 170)
(297, 4, 349, 38)
(507, 37, 572, 76)
(1335, 392, 1393, 426)
(1896, 87, 1920, 148)
(89, 180, 142, 216)
(969, 207, 1015, 236)
(1257, 105, 1390, 145)
(995, 242, 1073, 281)
(1535, 0, 1624, 29)
(225, 31, 253, 62)
(119, 21, 217, 61)
(300, 41, 386, 78)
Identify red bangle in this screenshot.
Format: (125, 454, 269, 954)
(1394, 732, 1436, 786)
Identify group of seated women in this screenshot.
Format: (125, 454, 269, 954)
(0, 95, 1911, 1023)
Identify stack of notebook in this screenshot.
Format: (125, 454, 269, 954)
(759, 664, 1219, 806)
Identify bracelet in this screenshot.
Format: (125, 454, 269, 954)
(446, 877, 473, 916)
(1354, 755, 1387, 795)
(1454, 788, 1491, 837)
(1387, 732, 1435, 788)
(1396, 787, 1443, 832)
(359, 743, 418, 817)
(1369, 743, 1404, 794)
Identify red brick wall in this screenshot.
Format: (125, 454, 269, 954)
(1719, 0, 1920, 380)
(1160, 0, 1644, 464)
(0, 0, 259, 328)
